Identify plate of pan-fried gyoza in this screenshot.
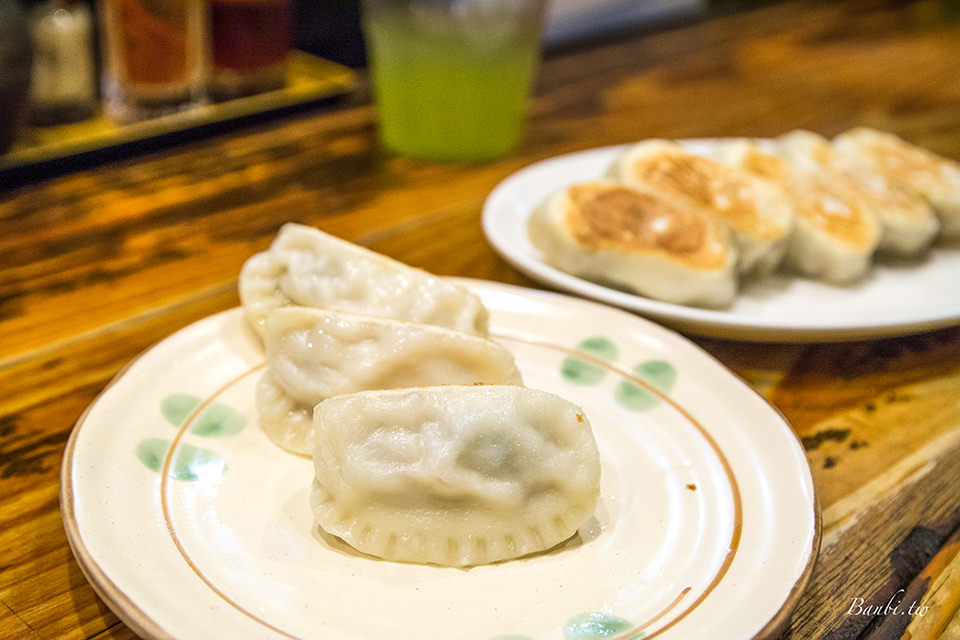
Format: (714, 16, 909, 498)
(483, 128, 960, 341)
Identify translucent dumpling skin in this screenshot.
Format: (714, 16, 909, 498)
(239, 223, 489, 338)
(311, 385, 601, 567)
(257, 307, 522, 455)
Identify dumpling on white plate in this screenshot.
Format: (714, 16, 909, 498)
(610, 139, 794, 275)
(777, 129, 940, 256)
(310, 385, 601, 567)
(239, 223, 489, 339)
(528, 180, 739, 307)
(257, 307, 522, 455)
(711, 138, 881, 284)
(833, 127, 960, 239)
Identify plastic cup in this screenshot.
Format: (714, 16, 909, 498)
(362, 0, 546, 162)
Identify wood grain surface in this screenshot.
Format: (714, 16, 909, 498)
(2, 1, 960, 638)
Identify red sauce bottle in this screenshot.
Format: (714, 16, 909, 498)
(210, 0, 292, 100)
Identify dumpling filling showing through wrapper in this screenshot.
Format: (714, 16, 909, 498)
(310, 385, 602, 567)
(239, 222, 489, 339)
(256, 307, 523, 455)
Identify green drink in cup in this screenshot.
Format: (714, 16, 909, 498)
(362, 0, 545, 162)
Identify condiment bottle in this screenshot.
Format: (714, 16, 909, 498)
(210, 0, 293, 100)
(27, 0, 96, 125)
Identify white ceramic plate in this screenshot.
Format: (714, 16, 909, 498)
(482, 142, 960, 341)
(62, 280, 818, 640)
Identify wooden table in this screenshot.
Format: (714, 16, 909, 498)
(2, 1, 960, 638)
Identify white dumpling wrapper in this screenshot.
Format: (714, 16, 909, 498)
(239, 223, 489, 338)
(258, 307, 523, 455)
(311, 385, 601, 567)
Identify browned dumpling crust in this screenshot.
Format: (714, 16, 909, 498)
(778, 129, 939, 256)
(529, 180, 738, 307)
(610, 139, 795, 275)
(710, 139, 881, 283)
(834, 127, 960, 239)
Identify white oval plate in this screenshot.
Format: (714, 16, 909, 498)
(62, 280, 818, 640)
(482, 142, 960, 341)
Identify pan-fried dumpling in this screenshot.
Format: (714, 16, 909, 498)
(528, 181, 739, 307)
(257, 307, 522, 455)
(833, 127, 960, 239)
(239, 223, 489, 338)
(310, 385, 601, 567)
(777, 129, 940, 255)
(711, 139, 881, 283)
(610, 139, 794, 275)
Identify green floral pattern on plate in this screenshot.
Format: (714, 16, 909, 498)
(160, 393, 202, 427)
(136, 393, 247, 480)
(564, 612, 643, 639)
(562, 337, 677, 412)
(614, 360, 677, 411)
(160, 393, 247, 437)
(135, 438, 227, 481)
(561, 337, 618, 385)
(486, 611, 646, 640)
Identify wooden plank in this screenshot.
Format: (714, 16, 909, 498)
(0, 598, 39, 640)
(865, 526, 960, 639)
(784, 422, 960, 638)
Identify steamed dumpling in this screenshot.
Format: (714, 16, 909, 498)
(239, 223, 489, 338)
(257, 307, 523, 455)
(528, 180, 739, 307)
(311, 385, 601, 567)
(610, 139, 795, 275)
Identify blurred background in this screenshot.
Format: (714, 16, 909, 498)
(9, 0, 956, 179)
(0, 0, 716, 157)
(4, 0, 960, 129)
(0, 0, 752, 178)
